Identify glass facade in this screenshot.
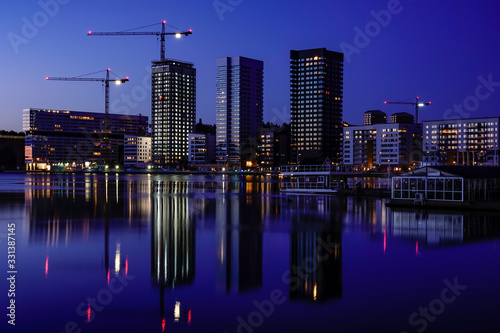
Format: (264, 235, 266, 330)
(216, 57, 263, 166)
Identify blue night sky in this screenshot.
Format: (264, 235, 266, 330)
(1, 0, 500, 131)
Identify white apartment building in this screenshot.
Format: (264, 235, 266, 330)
(343, 123, 421, 168)
(422, 117, 499, 166)
(124, 136, 151, 166)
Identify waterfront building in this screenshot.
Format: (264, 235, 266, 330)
(216, 56, 263, 168)
(342, 123, 421, 169)
(0, 133, 25, 170)
(188, 133, 215, 164)
(151, 59, 196, 166)
(364, 110, 387, 125)
(258, 123, 291, 171)
(422, 117, 500, 166)
(390, 112, 414, 125)
(23, 108, 148, 170)
(124, 135, 152, 167)
(290, 48, 344, 163)
(391, 166, 500, 203)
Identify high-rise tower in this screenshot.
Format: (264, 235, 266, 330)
(216, 56, 263, 168)
(290, 48, 343, 163)
(152, 59, 196, 166)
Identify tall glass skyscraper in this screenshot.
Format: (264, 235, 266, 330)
(151, 59, 196, 166)
(216, 56, 263, 167)
(290, 48, 344, 163)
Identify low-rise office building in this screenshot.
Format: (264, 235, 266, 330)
(23, 108, 148, 170)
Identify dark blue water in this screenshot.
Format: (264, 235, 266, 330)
(0, 173, 499, 333)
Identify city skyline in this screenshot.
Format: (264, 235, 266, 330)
(2, 0, 500, 132)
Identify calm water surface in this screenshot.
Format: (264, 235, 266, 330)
(0, 173, 499, 333)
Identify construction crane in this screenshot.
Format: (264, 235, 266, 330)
(384, 97, 431, 124)
(87, 21, 192, 61)
(46, 69, 129, 164)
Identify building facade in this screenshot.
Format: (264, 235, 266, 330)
(151, 59, 196, 166)
(422, 117, 500, 166)
(23, 108, 148, 170)
(390, 112, 414, 125)
(343, 123, 421, 169)
(124, 135, 151, 167)
(258, 124, 291, 170)
(290, 48, 344, 163)
(364, 110, 387, 125)
(188, 133, 215, 164)
(216, 56, 264, 168)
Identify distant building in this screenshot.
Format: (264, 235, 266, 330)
(258, 124, 291, 170)
(390, 112, 414, 124)
(422, 117, 500, 166)
(343, 123, 422, 168)
(0, 134, 24, 170)
(151, 59, 196, 166)
(188, 133, 215, 164)
(124, 136, 151, 167)
(363, 110, 387, 125)
(23, 108, 148, 170)
(216, 56, 263, 168)
(290, 48, 344, 163)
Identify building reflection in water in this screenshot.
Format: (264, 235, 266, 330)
(288, 196, 343, 303)
(151, 180, 196, 330)
(389, 209, 500, 246)
(216, 194, 263, 293)
(24, 174, 150, 282)
(151, 191, 195, 288)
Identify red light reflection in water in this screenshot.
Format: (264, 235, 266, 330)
(107, 269, 110, 285)
(45, 255, 49, 278)
(383, 229, 386, 253)
(188, 308, 192, 325)
(87, 304, 92, 323)
(162, 317, 166, 331)
(416, 241, 419, 256)
(125, 256, 129, 276)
